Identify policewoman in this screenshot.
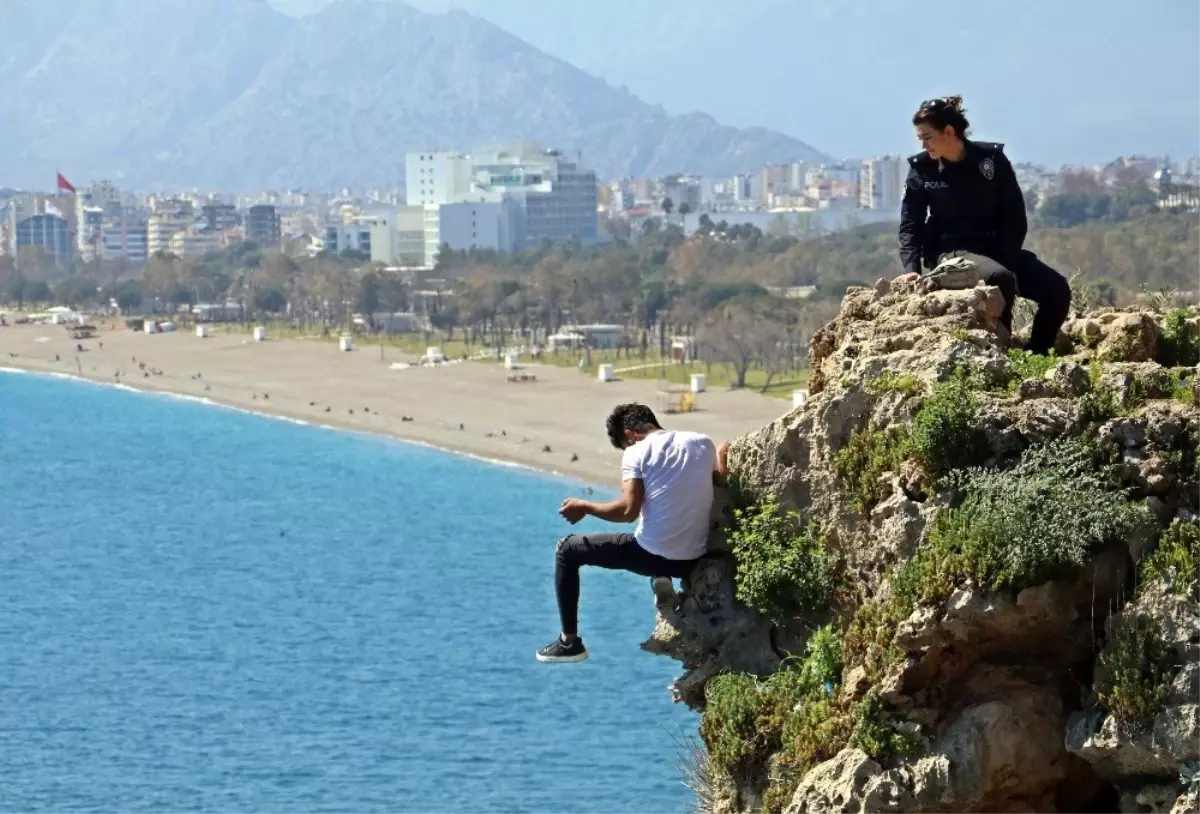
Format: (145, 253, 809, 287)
(898, 96, 1070, 356)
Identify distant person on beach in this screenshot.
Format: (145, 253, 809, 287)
(536, 403, 730, 664)
(898, 95, 1070, 356)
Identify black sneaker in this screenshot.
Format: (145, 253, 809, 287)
(536, 636, 588, 664)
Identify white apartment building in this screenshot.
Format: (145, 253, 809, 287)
(471, 143, 598, 245)
(102, 224, 148, 264)
(406, 151, 472, 207)
(325, 218, 378, 255)
(77, 206, 104, 259)
(405, 142, 599, 262)
(169, 227, 222, 259)
(370, 206, 426, 267)
(147, 212, 192, 255)
(859, 156, 908, 211)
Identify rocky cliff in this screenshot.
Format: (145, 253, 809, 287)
(644, 276, 1199, 813)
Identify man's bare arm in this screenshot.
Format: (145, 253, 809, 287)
(584, 478, 644, 523)
(713, 440, 732, 487)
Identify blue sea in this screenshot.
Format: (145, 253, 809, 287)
(0, 371, 696, 813)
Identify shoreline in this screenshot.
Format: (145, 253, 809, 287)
(0, 324, 790, 486)
(0, 364, 584, 485)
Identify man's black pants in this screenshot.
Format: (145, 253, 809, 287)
(554, 532, 700, 637)
(945, 250, 1071, 355)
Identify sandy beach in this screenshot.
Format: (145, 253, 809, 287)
(0, 321, 793, 485)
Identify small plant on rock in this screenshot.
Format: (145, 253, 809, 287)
(867, 371, 924, 398)
(1169, 370, 1195, 404)
(1140, 520, 1200, 601)
(1095, 613, 1174, 729)
(833, 425, 913, 513)
(1004, 348, 1058, 390)
(1078, 359, 1120, 424)
(727, 501, 834, 624)
(1158, 307, 1200, 367)
(849, 689, 919, 761)
(910, 368, 989, 480)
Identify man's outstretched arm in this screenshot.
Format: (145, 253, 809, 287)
(713, 440, 731, 487)
(560, 478, 644, 525)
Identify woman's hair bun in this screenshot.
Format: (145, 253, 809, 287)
(913, 95, 970, 137)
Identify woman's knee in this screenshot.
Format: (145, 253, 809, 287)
(985, 266, 1018, 301)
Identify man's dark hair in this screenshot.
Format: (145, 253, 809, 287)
(606, 403, 662, 449)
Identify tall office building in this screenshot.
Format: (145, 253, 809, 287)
(859, 157, 907, 210)
(245, 204, 281, 247)
(16, 214, 71, 265)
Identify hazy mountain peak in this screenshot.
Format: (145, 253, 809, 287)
(1, 0, 826, 189)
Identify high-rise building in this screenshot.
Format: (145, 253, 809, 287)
(662, 174, 703, 213)
(147, 211, 193, 255)
(325, 219, 377, 256)
(201, 203, 239, 232)
(77, 206, 105, 260)
(406, 151, 471, 207)
(406, 142, 599, 262)
(859, 157, 907, 211)
(370, 206, 426, 267)
(16, 214, 71, 264)
(471, 143, 598, 245)
(169, 227, 222, 259)
(103, 223, 148, 264)
(245, 204, 281, 247)
(761, 164, 792, 201)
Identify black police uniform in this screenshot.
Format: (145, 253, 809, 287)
(899, 140, 1070, 355)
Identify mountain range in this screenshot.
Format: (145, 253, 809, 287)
(0, 0, 827, 191)
(277, 0, 1200, 168)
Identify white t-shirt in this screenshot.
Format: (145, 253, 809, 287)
(621, 430, 716, 560)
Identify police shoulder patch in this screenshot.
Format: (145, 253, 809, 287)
(979, 156, 995, 180)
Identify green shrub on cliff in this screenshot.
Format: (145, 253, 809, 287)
(703, 624, 859, 811)
(911, 369, 989, 480)
(1095, 613, 1174, 728)
(701, 625, 844, 785)
(727, 501, 834, 623)
(1140, 520, 1200, 601)
(893, 438, 1153, 614)
(833, 425, 913, 513)
(849, 689, 918, 760)
(1158, 307, 1199, 367)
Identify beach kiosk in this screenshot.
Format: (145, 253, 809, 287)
(658, 386, 697, 414)
(597, 363, 614, 383)
(253, 326, 267, 342)
(339, 335, 354, 352)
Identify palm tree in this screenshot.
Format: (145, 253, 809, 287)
(661, 196, 674, 224)
(677, 201, 691, 229)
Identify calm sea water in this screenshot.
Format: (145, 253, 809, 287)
(0, 371, 695, 813)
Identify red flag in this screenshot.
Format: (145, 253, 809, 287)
(57, 172, 76, 194)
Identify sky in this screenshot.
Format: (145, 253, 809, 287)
(269, 0, 1200, 167)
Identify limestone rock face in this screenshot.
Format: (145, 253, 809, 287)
(644, 289, 1199, 813)
(640, 557, 779, 708)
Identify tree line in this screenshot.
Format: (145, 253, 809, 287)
(1, 187, 1195, 389)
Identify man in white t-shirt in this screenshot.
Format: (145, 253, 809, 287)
(536, 403, 730, 664)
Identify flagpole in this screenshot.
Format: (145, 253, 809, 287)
(8, 201, 17, 274)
